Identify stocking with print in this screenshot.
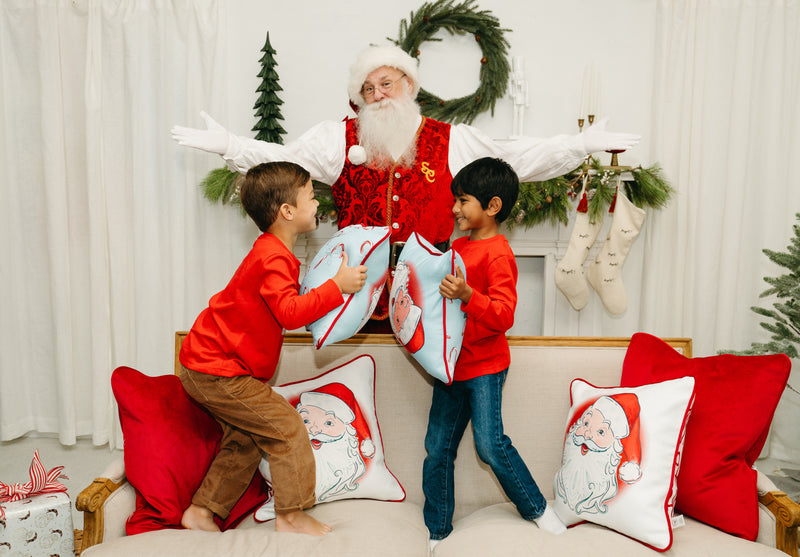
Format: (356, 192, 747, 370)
(586, 184, 646, 315)
(555, 179, 605, 311)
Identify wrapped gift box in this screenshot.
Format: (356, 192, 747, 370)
(0, 492, 74, 555)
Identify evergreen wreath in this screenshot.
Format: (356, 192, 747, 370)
(391, 0, 511, 125)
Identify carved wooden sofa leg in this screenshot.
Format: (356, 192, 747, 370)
(75, 476, 124, 554)
(760, 490, 800, 557)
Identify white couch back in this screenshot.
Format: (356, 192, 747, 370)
(260, 334, 691, 523)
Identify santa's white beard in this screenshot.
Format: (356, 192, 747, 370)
(555, 428, 620, 514)
(357, 93, 421, 169)
(311, 432, 366, 502)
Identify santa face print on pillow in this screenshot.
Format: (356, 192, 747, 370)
(294, 382, 376, 502)
(556, 393, 643, 515)
(553, 377, 695, 551)
(390, 261, 425, 353)
(254, 355, 404, 521)
(388, 233, 466, 384)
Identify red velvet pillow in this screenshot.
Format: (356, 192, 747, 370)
(620, 333, 790, 540)
(111, 366, 269, 535)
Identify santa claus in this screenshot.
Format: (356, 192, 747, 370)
(171, 44, 639, 327)
(295, 383, 376, 502)
(555, 393, 642, 515)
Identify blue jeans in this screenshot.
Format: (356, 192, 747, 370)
(422, 369, 547, 540)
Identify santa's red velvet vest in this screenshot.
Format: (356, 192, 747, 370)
(331, 117, 454, 246)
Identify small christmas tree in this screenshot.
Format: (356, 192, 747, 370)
(732, 213, 800, 358)
(252, 32, 287, 144)
(200, 31, 287, 206)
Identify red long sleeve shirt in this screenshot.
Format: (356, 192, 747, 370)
(179, 232, 343, 381)
(451, 234, 518, 382)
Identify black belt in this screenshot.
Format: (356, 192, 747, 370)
(390, 240, 450, 269)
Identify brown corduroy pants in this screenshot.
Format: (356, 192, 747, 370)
(178, 365, 316, 519)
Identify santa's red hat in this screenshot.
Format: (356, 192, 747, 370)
(348, 44, 420, 109)
(298, 383, 376, 457)
(592, 393, 642, 483)
(299, 383, 356, 424)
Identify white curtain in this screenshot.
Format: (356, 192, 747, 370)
(0, 0, 257, 447)
(641, 0, 800, 460)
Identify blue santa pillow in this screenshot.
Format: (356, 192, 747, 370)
(388, 233, 466, 384)
(301, 225, 390, 349)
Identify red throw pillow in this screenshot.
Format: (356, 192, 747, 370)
(112, 366, 269, 535)
(620, 333, 790, 540)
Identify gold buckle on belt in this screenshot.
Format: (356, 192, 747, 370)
(390, 242, 405, 269)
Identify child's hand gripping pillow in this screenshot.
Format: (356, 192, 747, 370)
(301, 225, 390, 348)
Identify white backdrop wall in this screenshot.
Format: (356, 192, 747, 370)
(1, 0, 798, 460)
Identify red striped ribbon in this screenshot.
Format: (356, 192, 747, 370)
(0, 450, 68, 520)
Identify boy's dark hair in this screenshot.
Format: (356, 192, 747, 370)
(450, 157, 519, 223)
(240, 162, 311, 232)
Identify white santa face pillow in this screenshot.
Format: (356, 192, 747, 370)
(553, 377, 695, 551)
(388, 233, 466, 384)
(301, 225, 390, 349)
(254, 355, 405, 521)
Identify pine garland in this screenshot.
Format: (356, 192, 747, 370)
(391, 0, 511, 124)
(504, 158, 675, 229)
(200, 167, 241, 205)
(312, 157, 673, 228)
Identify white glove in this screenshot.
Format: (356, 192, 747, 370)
(170, 111, 230, 155)
(580, 117, 641, 154)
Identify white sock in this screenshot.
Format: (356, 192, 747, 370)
(555, 187, 604, 311)
(586, 188, 646, 315)
(429, 538, 441, 552)
(534, 505, 567, 535)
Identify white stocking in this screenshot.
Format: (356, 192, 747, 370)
(555, 180, 604, 311)
(586, 185, 646, 315)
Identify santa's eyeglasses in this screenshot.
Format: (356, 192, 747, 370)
(361, 74, 407, 99)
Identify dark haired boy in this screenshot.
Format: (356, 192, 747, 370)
(423, 157, 566, 548)
(178, 161, 368, 536)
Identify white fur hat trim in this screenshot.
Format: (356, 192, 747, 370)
(348, 44, 420, 108)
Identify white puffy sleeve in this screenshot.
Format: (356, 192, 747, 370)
(223, 120, 347, 185)
(448, 124, 587, 182)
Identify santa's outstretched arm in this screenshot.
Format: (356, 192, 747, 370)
(171, 112, 346, 184)
(448, 117, 640, 183)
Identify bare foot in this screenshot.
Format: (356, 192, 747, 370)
(181, 504, 220, 532)
(275, 510, 332, 536)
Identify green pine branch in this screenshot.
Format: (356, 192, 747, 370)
(722, 213, 800, 395)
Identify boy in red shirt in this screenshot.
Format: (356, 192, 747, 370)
(423, 157, 566, 547)
(178, 161, 367, 536)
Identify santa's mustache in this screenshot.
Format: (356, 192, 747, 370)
(572, 434, 607, 453)
(307, 432, 344, 444)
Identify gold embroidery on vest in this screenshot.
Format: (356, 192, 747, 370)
(420, 161, 436, 183)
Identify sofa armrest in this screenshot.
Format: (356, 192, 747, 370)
(757, 470, 800, 557)
(75, 456, 131, 554)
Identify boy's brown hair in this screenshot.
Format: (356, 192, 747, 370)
(240, 162, 311, 232)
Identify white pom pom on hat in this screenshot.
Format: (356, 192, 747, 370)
(348, 44, 420, 108)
